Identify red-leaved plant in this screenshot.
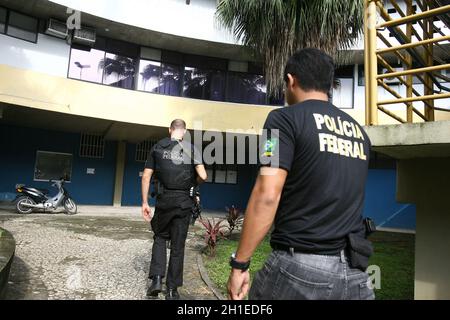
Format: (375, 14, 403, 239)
(199, 218, 226, 256)
(225, 205, 244, 236)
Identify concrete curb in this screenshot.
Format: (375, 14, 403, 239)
(0, 227, 15, 299)
(196, 253, 225, 301)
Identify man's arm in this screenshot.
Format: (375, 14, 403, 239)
(141, 168, 153, 222)
(236, 167, 287, 262)
(195, 164, 207, 185)
(227, 166, 287, 300)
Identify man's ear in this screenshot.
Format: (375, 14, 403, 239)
(168, 128, 172, 135)
(286, 73, 296, 89)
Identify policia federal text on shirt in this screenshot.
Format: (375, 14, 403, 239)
(227, 49, 375, 300)
(141, 119, 207, 300)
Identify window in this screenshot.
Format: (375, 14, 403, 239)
(138, 60, 181, 96)
(0, 7, 6, 34)
(79, 133, 105, 158)
(160, 63, 182, 96)
(68, 47, 106, 83)
(138, 60, 161, 93)
(6, 11, 38, 43)
(226, 72, 267, 105)
(102, 53, 137, 89)
(34, 151, 73, 182)
(183, 67, 226, 101)
(135, 140, 157, 162)
(205, 164, 238, 184)
(358, 65, 365, 86)
(333, 66, 354, 109)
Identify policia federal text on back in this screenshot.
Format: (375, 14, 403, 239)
(141, 119, 207, 300)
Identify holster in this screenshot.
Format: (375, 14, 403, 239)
(346, 233, 374, 272)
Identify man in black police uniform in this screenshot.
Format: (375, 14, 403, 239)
(227, 48, 375, 300)
(141, 119, 207, 300)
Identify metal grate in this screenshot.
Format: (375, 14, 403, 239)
(79, 133, 105, 158)
(136, 140, 157, 162)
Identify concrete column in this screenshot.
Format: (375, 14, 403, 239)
(113, 141, 126, 207)
(397, 158, 450, 299)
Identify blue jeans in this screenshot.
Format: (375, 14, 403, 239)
(249, 250, 375, 300)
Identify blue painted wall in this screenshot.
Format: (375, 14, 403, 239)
(122, 143, 156, 206)
(363, 169, 416, 230)
(200, 164, 259, 212)
(0, 124, 117, 205)
(121, 142, 258, 210)
(0, 124, 416, 230)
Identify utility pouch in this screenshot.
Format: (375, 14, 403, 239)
(346, 233, 374, 272)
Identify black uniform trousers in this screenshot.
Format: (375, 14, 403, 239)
(149, 192, 192, 288)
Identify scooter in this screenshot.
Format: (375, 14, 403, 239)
(14, 179, 77, 215)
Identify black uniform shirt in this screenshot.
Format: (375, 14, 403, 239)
(260, 100, 371, 254)
(145, 137, 203, 170)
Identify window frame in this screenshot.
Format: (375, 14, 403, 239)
(0, 6, 7, 35)
(225, 70, 267, 105)
(5, 9, 39, 44)
(204, 163, 238, 185)
(33, 150, 73, 183)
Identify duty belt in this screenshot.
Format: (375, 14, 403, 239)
(271, 243, 343, 257)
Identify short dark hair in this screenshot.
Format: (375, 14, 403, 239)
(284, 48, 335, 94)
(170, 119, 186, 130)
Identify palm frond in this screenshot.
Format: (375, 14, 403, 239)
(216, 0, 364, 98)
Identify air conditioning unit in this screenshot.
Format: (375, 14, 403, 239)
(45, 18, 68, 39)
(383, 67, 403, 85)
(72, 26, 96, 47)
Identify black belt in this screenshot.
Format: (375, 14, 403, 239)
(162, 188, 190, 195)
(272, 244, 342, 257)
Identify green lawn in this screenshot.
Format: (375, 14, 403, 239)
(203, 231, 415, 300)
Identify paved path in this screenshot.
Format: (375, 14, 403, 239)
(0, 206, 220, 300)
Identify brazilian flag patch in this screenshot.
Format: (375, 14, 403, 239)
(263, 138, 278, 157)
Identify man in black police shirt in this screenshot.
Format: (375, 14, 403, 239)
(227, 49, 375, 300)
(141, 119, 207, 300)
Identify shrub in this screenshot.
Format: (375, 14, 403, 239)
(199, 218, 227, 256)
(225, 205, 244, 236)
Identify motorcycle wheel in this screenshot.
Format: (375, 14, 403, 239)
(16, 196, 35, 214)
(63, 197, 77, 215)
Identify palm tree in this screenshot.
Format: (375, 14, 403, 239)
(216, 0, 364, 98)
(98, 55, 136, 88)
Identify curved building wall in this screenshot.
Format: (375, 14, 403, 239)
(49, 0, 238, 45)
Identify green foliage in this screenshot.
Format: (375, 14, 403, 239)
(215, 0, 364, 97)
(204, 232, 415, 300)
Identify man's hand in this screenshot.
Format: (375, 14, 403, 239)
(227, 269, 250, 300)
(142, 203, 152, 222)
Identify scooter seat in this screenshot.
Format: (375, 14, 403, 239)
(25, 187, 49, 195)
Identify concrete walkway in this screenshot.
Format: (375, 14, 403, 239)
(0, 205, 224, 300)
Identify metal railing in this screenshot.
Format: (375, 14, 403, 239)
(364, 0, 450, 125)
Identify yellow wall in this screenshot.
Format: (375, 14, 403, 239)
(397, 158, 450, 300)
(0, 64, 449, 133)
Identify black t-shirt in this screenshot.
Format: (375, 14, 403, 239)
(260, 100, 371, 254)
(145, 137, 203, 189)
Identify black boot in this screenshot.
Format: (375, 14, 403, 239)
(147, 275, 162, 297)
(165, 287, 180, 300)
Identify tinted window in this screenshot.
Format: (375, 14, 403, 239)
(183, 67, 225, 101)
(7, 11, 38, 42)
(34, 151, 73, 182)
(0, 7, 6, 34)
(68, 48, 106, 83)
(226, 72, 266, 105)
(138, 60, 161, 93)
(102, 53, 137, 89)
(160, 63, 181, 96)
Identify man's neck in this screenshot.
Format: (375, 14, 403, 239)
(298, 91, 329, 103)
